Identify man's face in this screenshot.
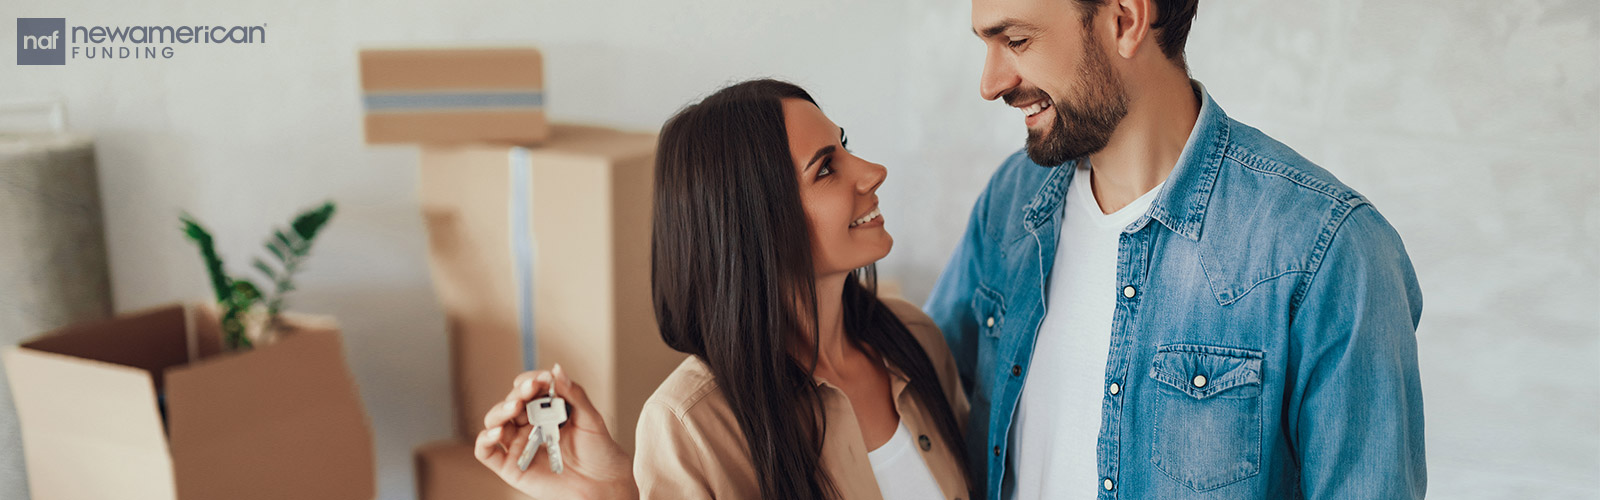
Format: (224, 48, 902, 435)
(973, 0, 1128, 166)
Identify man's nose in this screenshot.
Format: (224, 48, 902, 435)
(980, 45, 1019, 101)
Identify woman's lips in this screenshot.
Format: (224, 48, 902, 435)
(849, 206, 883, 228)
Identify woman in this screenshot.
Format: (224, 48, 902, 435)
(474, 79, 972, 500)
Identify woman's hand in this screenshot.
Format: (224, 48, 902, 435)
(475, 364, 639, 500)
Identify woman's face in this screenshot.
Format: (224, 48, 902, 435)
(781, 98, 892, 277)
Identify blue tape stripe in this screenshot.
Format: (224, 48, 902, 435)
(363, 91, 544, 111)
(510, 147, 537, 371)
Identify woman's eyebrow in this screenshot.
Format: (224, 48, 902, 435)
(805, 145, 837, 172)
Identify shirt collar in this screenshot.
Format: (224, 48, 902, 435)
(1021, 80, 1229, 241)
(811, 355, 912, 402)
(1141, 80, 1229, 241)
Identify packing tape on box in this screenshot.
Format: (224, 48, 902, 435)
(361, 90, 545, 113)
(510, 147, 536, 371)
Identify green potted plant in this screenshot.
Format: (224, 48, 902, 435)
(180, 201, 336, 350)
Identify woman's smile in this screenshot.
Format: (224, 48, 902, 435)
(850, 206, 883, 229)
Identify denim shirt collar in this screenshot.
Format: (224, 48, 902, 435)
(1021, 81, 1230, 241)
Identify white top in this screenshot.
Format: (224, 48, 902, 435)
(869, 420, 946, 500)
(1006, 163, 1163, 499)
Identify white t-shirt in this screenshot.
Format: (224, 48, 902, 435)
(1006, 163, 1163, 499)
(869, 421, 946, 500)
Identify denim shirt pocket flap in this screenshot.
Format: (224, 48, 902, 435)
(1149, 344, 1263, 400)
(971, 285, 1005, 338)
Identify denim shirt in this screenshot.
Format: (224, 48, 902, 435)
(924, 85, 1425, 500)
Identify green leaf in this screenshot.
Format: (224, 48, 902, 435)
(291, 202, 337, 242)
(252, 258, 278, 281)
(180, 213, 232, 304)
(231, 279, 264, 302)
(275, 229, 303, 256)
(265, 239, 288, 264)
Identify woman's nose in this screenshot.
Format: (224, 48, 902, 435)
(857, 159, 886, 194)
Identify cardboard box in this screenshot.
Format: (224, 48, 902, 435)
(360, 48, 551, 145)
(414, 440, 529, 500)
(418, 124, 686, 452)
(3, 304, 374, 500)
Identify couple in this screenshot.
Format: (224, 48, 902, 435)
(477, 0, 1426, 499)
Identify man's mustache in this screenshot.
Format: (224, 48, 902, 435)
(1002, 87, 1052, 107)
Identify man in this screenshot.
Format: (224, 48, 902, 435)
(925, 0, 1426, 498)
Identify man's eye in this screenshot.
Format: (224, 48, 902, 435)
(1007, 38, 1028, 49)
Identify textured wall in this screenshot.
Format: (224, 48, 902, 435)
(2, 0, 1595, 499)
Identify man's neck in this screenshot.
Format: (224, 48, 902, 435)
(1085, 76, 1201, 215)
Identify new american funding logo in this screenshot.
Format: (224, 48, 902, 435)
(17, 17, 267, 65)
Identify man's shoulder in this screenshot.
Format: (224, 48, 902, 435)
(1192, 118, 1410, 304)
(1217, 119, 1366, 209)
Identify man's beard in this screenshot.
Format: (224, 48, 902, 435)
(1017, 33, 1129, 167)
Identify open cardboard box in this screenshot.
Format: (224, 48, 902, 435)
(3, 304, 374, 500)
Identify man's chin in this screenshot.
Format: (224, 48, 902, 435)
(1025, 132, 1073, 167)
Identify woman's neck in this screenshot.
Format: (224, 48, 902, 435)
(799, 273, 852, 373)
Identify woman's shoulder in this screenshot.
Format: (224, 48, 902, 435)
(643, 356, 726, 418)
(634, 356, 760, 497)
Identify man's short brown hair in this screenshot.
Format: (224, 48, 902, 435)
(1076, 0, 1199, 65)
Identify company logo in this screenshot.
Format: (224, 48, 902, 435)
(17, 18, 66, 65)
(16, 17, 266, 65)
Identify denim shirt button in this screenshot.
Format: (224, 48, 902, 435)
(1122, 286, 1136, 298)
(986, 316, 995, 327)
(1103, 478, 1115, 491)
(993, 445, 1001, 456)
(1108, 382, 1121, 395)
(1193, 375, 1208, 388)
(1011, 365, 1022, 376)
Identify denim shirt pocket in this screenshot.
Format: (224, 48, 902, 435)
(1148, 344, 1264, 492)
(970, 285, 1005, 338)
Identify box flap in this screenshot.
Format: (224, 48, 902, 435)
(2, 346, 177, 499)
(20, 305, 196, 390)
(164, 321, 373, 500)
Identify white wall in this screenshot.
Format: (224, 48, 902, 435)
(2, 0, 1595, 499)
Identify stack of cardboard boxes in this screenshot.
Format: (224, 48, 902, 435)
(360, 47, 686, 499)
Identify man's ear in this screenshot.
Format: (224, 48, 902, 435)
(1109, 0, 1153, 60)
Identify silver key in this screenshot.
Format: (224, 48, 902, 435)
(516, 396, 568, 472)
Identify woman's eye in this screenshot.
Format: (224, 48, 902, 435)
(817, 160, 833, 178)
(1007, 38, 1028, 49)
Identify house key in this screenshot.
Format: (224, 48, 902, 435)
(515, 392, 568, 473)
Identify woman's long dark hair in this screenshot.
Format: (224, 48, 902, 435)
(651, 79, 972, 499)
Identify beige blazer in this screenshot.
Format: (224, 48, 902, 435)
(632, 298, 972, 500)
